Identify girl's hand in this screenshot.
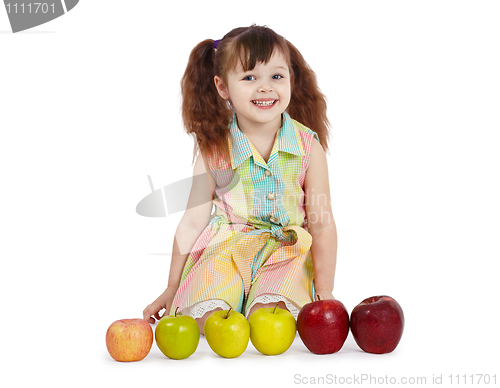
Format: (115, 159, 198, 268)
(143, 286, 178, 324)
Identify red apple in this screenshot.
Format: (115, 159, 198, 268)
(350, 295, 404, 354)
(297, 297, 349, 354)
(106, 319, 153, 362)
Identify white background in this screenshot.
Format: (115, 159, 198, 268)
(1, 1, 499, 387)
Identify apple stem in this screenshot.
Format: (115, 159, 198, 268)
(175, 306, 180, 317)
(317, 295, 321, 301)
(273, 303, 279, 314)
(225, 307, 232, 319)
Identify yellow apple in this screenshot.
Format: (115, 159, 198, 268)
(106, 319, 153, 362)
(155, 308, 200, 359)
(249, 305, 296, 355)
(204, 309, 250, 358)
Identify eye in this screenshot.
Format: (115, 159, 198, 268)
(272, 74, 283, 80)
(243, 75, 256, 81)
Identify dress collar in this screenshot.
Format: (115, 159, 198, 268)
(228, 111, 305, 169)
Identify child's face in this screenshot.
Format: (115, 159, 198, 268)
(215, 49, 291, 132)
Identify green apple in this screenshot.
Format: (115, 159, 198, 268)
(204, 308, 250, 358)
(155, 307, 200, 360)
(249, 304, 296, 355)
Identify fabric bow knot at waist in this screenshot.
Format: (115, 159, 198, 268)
(226, 220, 313, 295)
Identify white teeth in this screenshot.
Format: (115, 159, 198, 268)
(252, 100, 276, 106)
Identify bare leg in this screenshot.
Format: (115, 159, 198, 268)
(195, 307, 223, 335)
(246, 301, 288, 319)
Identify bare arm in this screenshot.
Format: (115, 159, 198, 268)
(143, 152, 215, 323)
(304, 139, 338, 300)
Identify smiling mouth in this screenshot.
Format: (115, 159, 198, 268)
(252, 100, 277, 107)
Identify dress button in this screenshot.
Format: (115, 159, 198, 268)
(270, 216, 278, 223)
(265, 170, 271, 176)
(267, 192, 275, 200)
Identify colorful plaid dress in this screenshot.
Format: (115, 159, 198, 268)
(171, 112, 319, 317)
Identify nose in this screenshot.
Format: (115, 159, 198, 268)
(258, 82, 273, 93)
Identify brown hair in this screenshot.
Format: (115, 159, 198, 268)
(181, 25, 330, 162)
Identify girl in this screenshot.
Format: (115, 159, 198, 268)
(143, 25, 337, 334)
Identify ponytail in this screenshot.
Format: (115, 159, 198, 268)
(286, 41, 330, 153)
(181, 39, 232, 162)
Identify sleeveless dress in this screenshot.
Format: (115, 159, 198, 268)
(171, 112, 319, 319)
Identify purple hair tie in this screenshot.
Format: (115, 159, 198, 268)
(213, 39, 220, 49)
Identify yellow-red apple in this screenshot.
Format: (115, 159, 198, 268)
(106, 319, 153, 362)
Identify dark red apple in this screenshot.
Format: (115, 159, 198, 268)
(350, 295, 404, 354)
(297, 297, 349, 354)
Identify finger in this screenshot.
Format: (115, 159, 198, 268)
(143, 307, 150, 321)
(143, 305, 152, 319)
(143, 304, 159, 321)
